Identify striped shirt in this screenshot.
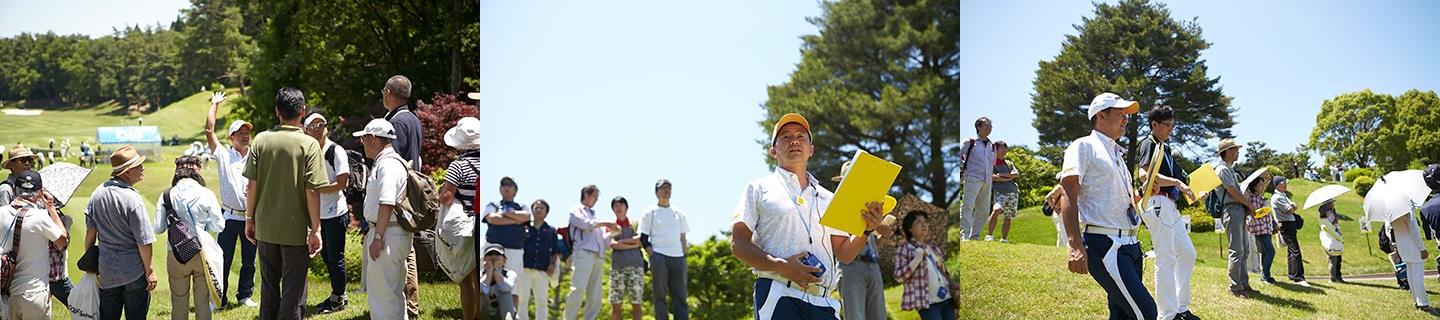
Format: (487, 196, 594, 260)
(443, 150, 481, 214)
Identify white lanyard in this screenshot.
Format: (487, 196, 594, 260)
(776, 172, 818, 244)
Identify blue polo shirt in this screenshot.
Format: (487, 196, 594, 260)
(522, 222, 557, 270)
(484, 201, 528, 248)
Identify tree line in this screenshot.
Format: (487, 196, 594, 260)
(0, 0, 478, 134)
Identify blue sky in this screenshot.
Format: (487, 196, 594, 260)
(480, 1, 826, 241)
(0, 0, 189, 37)
(962, 0, 1440, 165)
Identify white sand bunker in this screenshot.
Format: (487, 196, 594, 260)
(2, 109, 43, 116)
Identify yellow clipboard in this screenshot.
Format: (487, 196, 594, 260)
(1185, 162, 1223, 204)
(821, 150, 902, 235)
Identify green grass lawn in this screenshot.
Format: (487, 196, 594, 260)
(957, 177, 1440, 318)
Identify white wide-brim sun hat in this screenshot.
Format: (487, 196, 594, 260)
(444, 117, 481, 150)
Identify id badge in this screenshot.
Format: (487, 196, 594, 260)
(937, 285, 949, 299)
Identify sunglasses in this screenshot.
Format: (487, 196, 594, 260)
(305, 122, 327, 130)
(15, 158, 33, 164)
(500, 182, 517, 188)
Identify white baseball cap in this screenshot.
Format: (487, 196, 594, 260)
(351, 119, 397, 139)
(227, 120, 253, 136)
(1087, 93, 1139, 120)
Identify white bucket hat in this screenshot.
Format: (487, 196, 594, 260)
(444, 117, 481, 150)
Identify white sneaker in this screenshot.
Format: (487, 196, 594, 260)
(1297, 280, 1312, 287)
(241, 298, 259, 307)
(999, 239, 1009, 243)
(984, 235, 994, 242)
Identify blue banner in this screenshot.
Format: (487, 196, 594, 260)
(96, 126, 161, 144)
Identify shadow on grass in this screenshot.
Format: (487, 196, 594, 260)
(1346, 280, 1400, 291)
(1268, 281, 1327, 294)
(433, 307, 463, 319)
(1246, 290, 1317, 312)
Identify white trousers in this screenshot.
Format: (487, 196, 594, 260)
(365, 225, 413, 320)
(1141, 196, 1196, 319)
(515, 268, 552, 320)
(1407, 259, 1431, 306)
(564, 250, 604, 320)
(959, 175, 992, 240)
(1053, 213, 1067, 247)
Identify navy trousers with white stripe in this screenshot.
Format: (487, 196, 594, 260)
(1084, 233, 1157, 320)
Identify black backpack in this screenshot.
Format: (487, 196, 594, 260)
(325, 145, 368, 209)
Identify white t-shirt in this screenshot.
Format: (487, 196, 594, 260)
(211, 147, 249, 220)
(319, 140, 350, 220)
(0, 205, 64, 293)
(921, 246, 947, 304)
(732, 169, 845, 291)
(364, 149, 407, 224)
(638, 205, 689, 257)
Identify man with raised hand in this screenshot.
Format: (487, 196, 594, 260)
(204, 92, 259, 308)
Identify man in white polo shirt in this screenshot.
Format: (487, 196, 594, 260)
(639, 179, 690, 320)
(730, 113, 883, 320)
(1058, 93, 1156, 320)
(355, 119, 413, 319)
(204, 92, 258, 308)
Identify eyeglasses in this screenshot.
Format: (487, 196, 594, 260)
(1157, 121, 1175, 129)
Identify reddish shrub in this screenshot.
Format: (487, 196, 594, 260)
(414, 93, 479, 174)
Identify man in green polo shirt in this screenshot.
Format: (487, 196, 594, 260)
(242, 87, 330, 320)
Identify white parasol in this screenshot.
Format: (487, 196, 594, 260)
(1303, 185, 1353, 210)
(1362, 170, 1431, 224)
(36, 162, 92, 207)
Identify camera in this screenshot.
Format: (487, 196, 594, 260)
(802, 252, 825, 278)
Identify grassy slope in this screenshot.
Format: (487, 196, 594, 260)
(953, 178, 1440, 319)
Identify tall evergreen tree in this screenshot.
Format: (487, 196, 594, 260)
(762, 0, 959, 208)
(1031, 0, 1233, 168)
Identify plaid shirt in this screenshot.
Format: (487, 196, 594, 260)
(48, 242, 65, 281)
(894, 240, 954, 310)
(23, 201, 67, 282)
(1247, 193, 1275, 235)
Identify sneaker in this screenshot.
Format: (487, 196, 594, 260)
(999, 239, 1009, 243)
(984, 235, 994, 242)
(315, 297, 347, 314)
(1229, 289, 1251, 299)
(240, 298, 259, 307)
(1178, 310, 1202, 320)
(1296, 280, 1312, 287)
(1262, 277, 1278, 284)
(1418, 305, 1438, 315)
